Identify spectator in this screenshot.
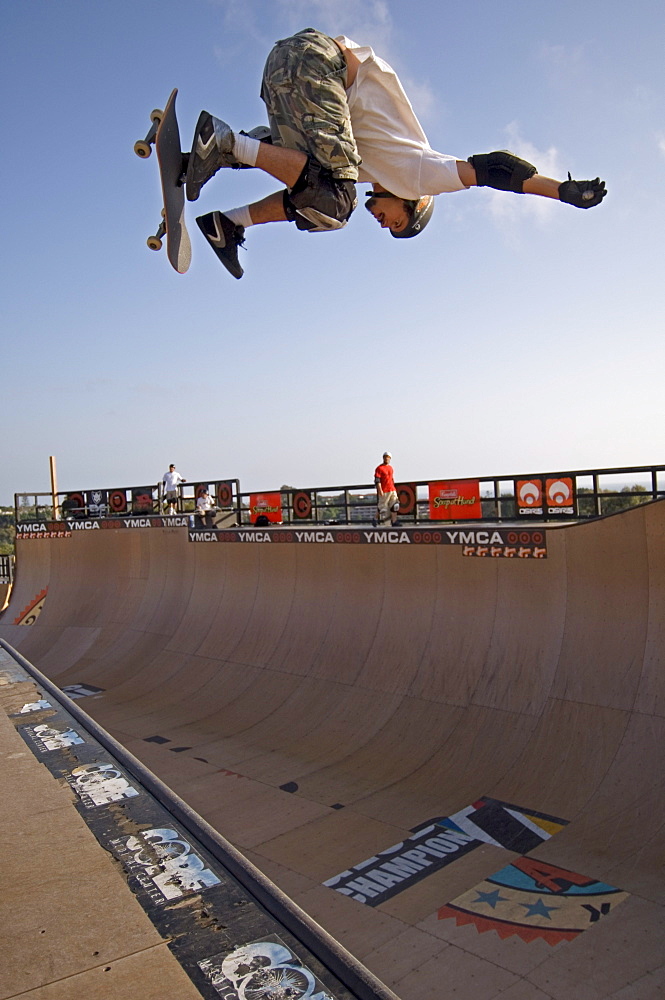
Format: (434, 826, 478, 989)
(374, 451, 399, 526)
(162, 464, 186, 515)
(195, 489, 216, 528)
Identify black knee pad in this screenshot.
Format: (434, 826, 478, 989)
(284, 159, 357, 231)
(468, 150, 537, 193)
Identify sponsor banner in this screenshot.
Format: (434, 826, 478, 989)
(189, 526, 547, 557)
(546, 476, 576, 516)
(216, 480, 234, 507)
(131, 486, 155, 513)
(108, 826, 221, 906)
(198, 936, 334, 1000)
(396, 482, 417, 515)
(291, 490, 312, 520)
(109, 489, 128, 514)
(249, 492, 282, 524)
(86, 490, 108, 517)
(438, 857, 629, 945)
(516, 478, 544, 517)
(61, 491, 85, 517)
(15, 523, 70, 538)
(16, 516, 190, 536)
(429, 480, 482, 520)
(324, 798, 567, 907)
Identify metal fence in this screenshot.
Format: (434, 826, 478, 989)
(15, 464, 665, 527)
(233, 465, 665, 526)
(15, 479, 240, 522)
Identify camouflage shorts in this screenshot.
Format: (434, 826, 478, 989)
(260, 28, 360, 181)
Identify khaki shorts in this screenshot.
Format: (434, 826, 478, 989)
(260, 28, 360, 181)
(377, 491, 398, 521)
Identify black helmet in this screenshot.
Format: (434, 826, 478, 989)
(365, 191, 434, 238)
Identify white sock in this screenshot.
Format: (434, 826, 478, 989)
(224, 206, 254, 228)
(232, 133, 260, 166)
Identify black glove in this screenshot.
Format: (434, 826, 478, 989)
(558, 173, 607, 208)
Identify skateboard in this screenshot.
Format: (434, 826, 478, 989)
(134, 88, 191, 273)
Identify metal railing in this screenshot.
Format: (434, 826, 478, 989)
(233, 464, 665, 526)
(14, 464, 665, 527)
(15, 479, 240, 522)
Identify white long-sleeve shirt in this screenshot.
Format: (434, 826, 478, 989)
(336, 36, 466, 201)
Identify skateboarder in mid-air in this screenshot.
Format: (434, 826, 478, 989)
(186, 28, 607, 279)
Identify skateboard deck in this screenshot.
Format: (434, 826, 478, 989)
(134, 88, 191, 273)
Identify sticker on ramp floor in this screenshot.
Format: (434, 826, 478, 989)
(108, 826, 221, 906)
(199, 935, 335, 1000)
(61, 683, 105, 699)
(65, 762, 140, 808)
(20, 721, 86, 753)
(324, 797, 568, 906)
(437, 856, 629, 944)
(13, 699, 53, 714)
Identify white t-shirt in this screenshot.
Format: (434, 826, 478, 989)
(163, 470, 184, 491)
(336, 36, 466, 201)
(196, 493, 214, 511)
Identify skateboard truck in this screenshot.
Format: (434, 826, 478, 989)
(134, 109, 163, 159)
(147, 210, 166, 251)
(135, 108, 167, 250)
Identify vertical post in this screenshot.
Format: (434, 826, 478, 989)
(49, 455, 58, 520)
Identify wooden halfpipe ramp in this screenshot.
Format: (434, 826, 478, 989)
(1, 505, 664, 999)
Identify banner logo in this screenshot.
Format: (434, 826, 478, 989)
(516, 479, 543, 516)
(429, 481, 482, 520)
(545, 477, 575, 515)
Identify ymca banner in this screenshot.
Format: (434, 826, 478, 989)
(428, 480, 482, 520)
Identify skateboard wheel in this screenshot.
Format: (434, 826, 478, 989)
(147, 236, 163, 251)
(150, 108, 163, 123)
(134, 140, 152, 158)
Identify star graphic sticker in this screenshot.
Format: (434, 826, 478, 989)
(473, 889, 509, 909)
(520, 898, 560, 919)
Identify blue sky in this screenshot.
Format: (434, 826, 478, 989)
(1, 0, 663, 506)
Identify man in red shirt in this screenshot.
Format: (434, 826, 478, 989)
(374, 451, 398, 526)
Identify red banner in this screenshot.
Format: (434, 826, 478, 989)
(428, 480, 482, 520)
(249, 492, 282, 524)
